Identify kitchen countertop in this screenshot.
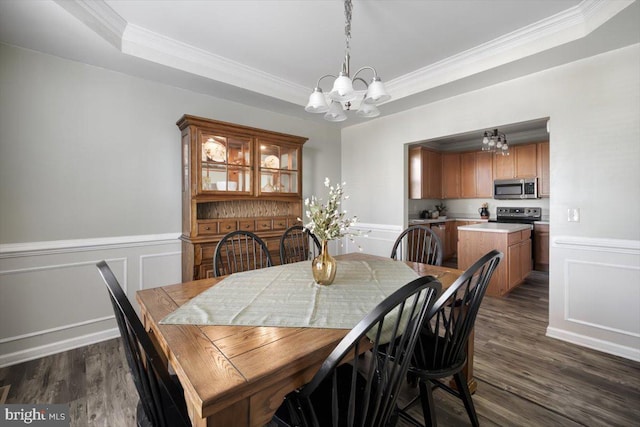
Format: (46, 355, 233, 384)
(457, 223, 532, 233)
(409, 217, 490, 225)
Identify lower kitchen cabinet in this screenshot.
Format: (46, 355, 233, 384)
(508, 238, 532, 290)
(534, 223, 549, 271)
(430, 222, 458, 261)
(458, 226, 532, 297)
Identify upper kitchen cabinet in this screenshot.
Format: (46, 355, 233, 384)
(537, 142, 550, 197)
(494, 143, 537, 179)
(442, 153, 461, 199)
(177, 115, 307, 281)
(409, 147, 442, 199)
(461, 151, 493, 198)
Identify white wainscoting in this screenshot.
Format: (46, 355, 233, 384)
(548, 236, 640, 361)
(341, 223, 404, 257)
(0, 234, 182, 368)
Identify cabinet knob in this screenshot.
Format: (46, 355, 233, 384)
(205, 227, 210, 230)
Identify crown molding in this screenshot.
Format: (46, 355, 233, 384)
(54, 0, 634, 108)
(121, 23, 309, 105)
(386, 0, 635, 101)
(53, 0, 126, 50)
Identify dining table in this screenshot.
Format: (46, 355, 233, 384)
(135, 253, 471, 427)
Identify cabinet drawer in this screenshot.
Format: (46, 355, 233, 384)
(239, 220, 255, 231)
(197, 221, 218, 235)
(273, 217, 288, 230)
(508, 229, 532, 245)
(256, 220, 272, 231)
(219, 220, 238, 234)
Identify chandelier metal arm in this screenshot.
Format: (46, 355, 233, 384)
(314, 74, 338, 91)
(352, 66, 379, 80)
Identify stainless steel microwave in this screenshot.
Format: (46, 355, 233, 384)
(494, 178, 539, 199)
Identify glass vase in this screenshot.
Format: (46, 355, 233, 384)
(312, 240, 337, 285)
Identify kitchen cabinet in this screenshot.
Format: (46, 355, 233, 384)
(508, 237, 532, 290)
(537, 142, 550, 197)
(476, 151, 494, 197)
(461, 152, 493, 198)
(410, 141, 547, 200)
(409, 147, 442, 199)
(514, 144, 537, 177)
(458, 224, 532, 296)
(429, 221, 458, 261)
(493, 142, 538, 179)
(534, 223, 549, 271)
(177, 114, 307, 281)
(460, 152, 476, 198)
(442, 153, 461, 199)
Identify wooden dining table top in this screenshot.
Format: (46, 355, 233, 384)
(135, 253, 463, 427)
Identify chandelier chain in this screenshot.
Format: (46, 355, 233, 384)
(344, 0, 352, 54)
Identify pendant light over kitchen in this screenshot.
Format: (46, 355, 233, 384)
(304, 0, 391, 122)
(481, 129, 510, 156)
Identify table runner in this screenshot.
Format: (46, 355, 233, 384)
(160, 259, 421, 330)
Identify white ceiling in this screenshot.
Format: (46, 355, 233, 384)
(0, 0, 638, 131)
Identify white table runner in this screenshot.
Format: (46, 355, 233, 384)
(160, 259, 421, 330)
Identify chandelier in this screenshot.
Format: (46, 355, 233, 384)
(482, 129, 510, 156)
(305, 0, 391, 122)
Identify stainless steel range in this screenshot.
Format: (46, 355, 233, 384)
(494, 207, 541, 224)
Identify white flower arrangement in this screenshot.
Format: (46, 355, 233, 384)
(303, 178, 360, 242)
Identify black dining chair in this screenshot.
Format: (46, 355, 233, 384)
(96, 261, 191, 427)
(274, 275, 442, 427)
(279, 225, 322, 264)
(213, 230, 273, 277)
(398, 250, 503, 427)
(390, 225, 443, 266)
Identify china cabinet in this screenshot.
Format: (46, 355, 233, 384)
(177, 115, 307, 281)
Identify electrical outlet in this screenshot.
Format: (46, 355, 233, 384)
(568, 208, 580, 222)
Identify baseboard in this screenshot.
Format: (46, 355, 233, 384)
(546, 326, 640, 362)
(0, 328, 120, 368)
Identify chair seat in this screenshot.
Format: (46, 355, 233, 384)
(410, 333, 467, 379)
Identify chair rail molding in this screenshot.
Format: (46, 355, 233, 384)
(0, 233, 181, 258)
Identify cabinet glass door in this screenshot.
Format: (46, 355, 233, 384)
(258, 143, 299, 195)
(200, 133, 251, 194)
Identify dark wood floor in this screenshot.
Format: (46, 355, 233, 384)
(1, 271, 639, 426)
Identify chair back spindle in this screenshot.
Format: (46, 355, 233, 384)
(390, 225, 443, 266)
(280, 225, 322, 264)
(213, 230, 273, 277)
